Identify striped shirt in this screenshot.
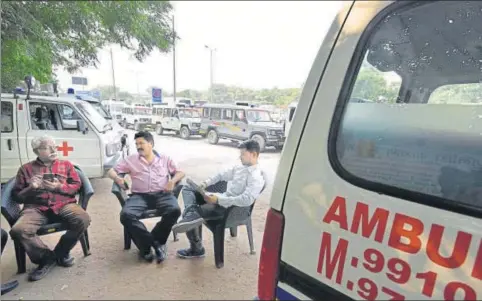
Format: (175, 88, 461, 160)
(114, 152, 178, 193)
(203, 164, 265, 208)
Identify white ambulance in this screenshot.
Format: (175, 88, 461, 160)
(0, 92, 126, 183)
(257, 1, 481, 300)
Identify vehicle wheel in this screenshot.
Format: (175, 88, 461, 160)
(207, 129, 219, 144)
(251, 134, 266, 152)
(134, 122, 140, 131)
(180, 126, 191, 139)
(156, 124, 164, 135)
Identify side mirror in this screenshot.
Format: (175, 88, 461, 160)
(77, 120, 88, 134)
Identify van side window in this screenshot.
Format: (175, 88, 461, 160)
(1, 101, 13, 133)
(203, 108, 210, 118)
(163, 108, 171, 116)
(234, 110, 245, 122)
(210, 108, 221, 120)
(28, 102, 60, 130)
(58, 104, 81, 130)
(222, 109, 232, 121)
(333, 1, 482, 210)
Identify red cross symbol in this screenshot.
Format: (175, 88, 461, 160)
(57, 141, 74, 156)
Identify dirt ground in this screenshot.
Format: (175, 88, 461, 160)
(1, 132, 281, 300)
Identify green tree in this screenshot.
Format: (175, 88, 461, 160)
(1, 1, 176, 90)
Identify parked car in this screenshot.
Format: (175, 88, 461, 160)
(153, 106, 202, 139)
(200, 103, 285, 152)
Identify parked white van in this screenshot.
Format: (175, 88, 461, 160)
(257, 1, 482, 300)
(1, 93, 126, 183)
(153, 105, 202, 139)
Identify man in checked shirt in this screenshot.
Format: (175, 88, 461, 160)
(10, 136, 90, 282)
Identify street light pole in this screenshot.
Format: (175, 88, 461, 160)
(204, 45, 216, 102)
(172, 16, 177, 104)
(110, 47, 118, 101)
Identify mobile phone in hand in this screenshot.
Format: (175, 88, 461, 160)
(42, 173, 55, 182)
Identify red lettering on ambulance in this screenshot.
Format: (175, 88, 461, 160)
(471, 239, 482, 280)
(388, 213, 423, 254)
(322, 196, 348, 230)
(350, 202, 389, 243)
(426, 224, 472, 269)
(317, 232, 348, 285)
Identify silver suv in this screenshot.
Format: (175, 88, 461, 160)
(200, 104, 285, 152)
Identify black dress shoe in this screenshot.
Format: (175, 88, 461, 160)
(1, 280, 19, 295)
(153, 242, 167, 263)
(57, 254, 75, 267)
(138, 249, 154, 263)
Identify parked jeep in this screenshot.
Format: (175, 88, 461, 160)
(153, 106, 202, 139)
(199, 104, 285, 152)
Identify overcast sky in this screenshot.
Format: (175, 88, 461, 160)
(56, 1, 344, 95)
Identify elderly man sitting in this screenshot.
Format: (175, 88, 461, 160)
(10, 135, 91, 282)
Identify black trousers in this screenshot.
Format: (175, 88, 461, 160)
(1, 228, 7, 254)
(181, 187, 226, 248)
(120, 192, 181, 253)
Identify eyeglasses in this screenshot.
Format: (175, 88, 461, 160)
(37, 146, 57, 151)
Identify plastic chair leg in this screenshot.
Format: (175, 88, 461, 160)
(84, 230, 90, 250)
(246, 218, 255, 255)
(123, 228, 132, 250)
(14, 240, 26, 274)
(80, 232, 91, 256)
(173, 231, 179, 242)
(229, 227, 238, 237)
(213, 225, 225, 269)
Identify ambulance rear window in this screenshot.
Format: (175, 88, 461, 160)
(1, 101, 13, 133)
(332, 1, 482, 214)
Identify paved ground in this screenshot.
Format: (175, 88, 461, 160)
(1, 130, 281, 300)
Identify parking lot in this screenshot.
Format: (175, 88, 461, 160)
(1, 130, 281, 300)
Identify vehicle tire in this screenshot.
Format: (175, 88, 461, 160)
(180, 126, 191, 139)
(207, 129, 219, 145)
(134, 122, 140, 131)
(251, 134, 266, 152)
(156, 124, 164, 135)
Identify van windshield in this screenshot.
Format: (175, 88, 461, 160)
(75, 101, 109, 132)
(247, 110, 272, 122)
(179, 109, 200, 118)
(89, 102, 111, 119)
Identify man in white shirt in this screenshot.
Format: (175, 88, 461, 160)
(173, 139, 265, 259)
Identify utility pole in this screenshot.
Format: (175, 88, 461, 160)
(204, 45, 216, 102)
(172, 16, 177, 104)
(110, 47, 118, 101)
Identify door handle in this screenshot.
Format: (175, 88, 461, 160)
(7, 139, 12, 150)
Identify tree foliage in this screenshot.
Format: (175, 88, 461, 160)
(1, 1, 175, 90)
(174, 84, 302, 106)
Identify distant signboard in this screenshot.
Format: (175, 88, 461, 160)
(72, 76, 88, 86)
(152, 88, 162, 103)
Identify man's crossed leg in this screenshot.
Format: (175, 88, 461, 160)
(173, 187, 226, 258)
